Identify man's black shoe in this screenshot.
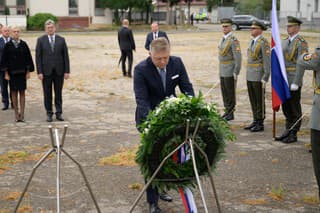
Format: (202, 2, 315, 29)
(281, 132, 297, 144)
(159, 193, 173, 202)
(275, 129, 290, 141)
(2, 103, 8, 110)
(149, 203, 161, 213)
(224, 113, 234, 121)
(244, 121, 256, 130)
(250, 124, 264, 132)
(47, 115, 53, 122)
(56, 114, 64, 121)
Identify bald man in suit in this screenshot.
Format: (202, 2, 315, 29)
(134, 38, 194, 213)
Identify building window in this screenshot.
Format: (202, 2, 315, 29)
(95, 0, 104, 16)
(69, 0, 78, 16)
(297, 0, 300, 12)
(315, 0, 319, 12)
(17, 0, 26, 15)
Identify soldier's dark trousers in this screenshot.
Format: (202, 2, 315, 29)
(247, 81, 265, 121)
(220, 77, 235, 114)
(311, 129, 320, 197)
(282, 87, 302, 131)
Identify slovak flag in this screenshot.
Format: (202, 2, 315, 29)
(271, 0, 291, 111)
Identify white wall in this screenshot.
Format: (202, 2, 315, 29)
(0, 16, 27, 29)
(28, 0, 69, 16)
(280, 0, 319, 19)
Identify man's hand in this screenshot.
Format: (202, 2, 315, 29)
(4, 72, 9, 81)
(38, 73, 43, 80)
(64, 73, 70, 80)
(26, 71, 30, 79)
(233, 73, 237, 80)
(290, 83, 299, 91)
(261, 79, 266, 88)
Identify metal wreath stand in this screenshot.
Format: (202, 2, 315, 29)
(14, 125, 101, 213)
(129, 119, 222, 213)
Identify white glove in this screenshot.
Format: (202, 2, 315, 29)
(233, 73, 237, 80)
(261, 79, 266, 88)
(290, 84, 299, 91)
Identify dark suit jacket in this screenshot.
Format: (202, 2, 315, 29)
(144, 31, 169, 50)
(134, 56, 194, 126)
(0, 37, 10, 68)
(118, 26, 135, 51)
(36, 34, 70, 76)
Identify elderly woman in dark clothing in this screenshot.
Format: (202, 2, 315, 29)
(2, 26, 34, 122)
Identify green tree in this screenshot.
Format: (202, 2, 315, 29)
(206, 0, 221, 12)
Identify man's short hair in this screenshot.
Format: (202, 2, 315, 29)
(45, 19, 55, 27)
(150, 37, 170, 54)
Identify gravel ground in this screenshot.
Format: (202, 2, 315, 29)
(0, 26, 319, 212)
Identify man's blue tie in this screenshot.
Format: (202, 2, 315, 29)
(159, 68, 166, 91)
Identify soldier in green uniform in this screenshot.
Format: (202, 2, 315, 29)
(218, 18, 242, 121)
(275, 16, 308, 143)
(244, 21, 270, 132)
(291, 48, 320, 198)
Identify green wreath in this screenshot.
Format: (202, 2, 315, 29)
(135, 93, 235, 191)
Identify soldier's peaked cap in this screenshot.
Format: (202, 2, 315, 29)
(251, 20, 267, 31)
(287, 16, 303, 26)
(220, 18, 233, 26)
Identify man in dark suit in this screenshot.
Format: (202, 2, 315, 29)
(36, 19, 70, 122)
(118, 19, 135, 77)
(134, 38, 194, 213)
(144, 23, 169, 51)
(0, 26, 12, 110)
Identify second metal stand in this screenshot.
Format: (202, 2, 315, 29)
(14, 125, 101, 213)
(129, 119, 221, 213)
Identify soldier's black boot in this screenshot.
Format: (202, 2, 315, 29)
(250, 120, 264, 132)
(282, 130, 297, 143)
(224, 112, 234, 121)
(244, 120, 256, 130)
(275, 129, 290, 141)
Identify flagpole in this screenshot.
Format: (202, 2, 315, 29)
(273, 110, 276, 140)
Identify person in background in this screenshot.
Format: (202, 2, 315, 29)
(0, 26, 12, 110)
(275, 16, 308, 143)
(291, 47, 320, 199)
(1, 26, 34, 122)
(118, 19, 135, 77)
(36, 19, 70, 122)
(144, 22, 169, 51)
(218, 18, 241, 121)
(244, 21, 270, 132)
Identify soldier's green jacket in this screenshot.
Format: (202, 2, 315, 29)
(218, 33, 242, 77)
(294, 49, 320, 131)
(282, 34, 308, 85)
(246, 35, 270, 82)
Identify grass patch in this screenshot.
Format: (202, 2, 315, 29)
(268, 184, 285, 201)
(243, 198, 267, 205)
(1, 191, 22, 201)
(99, 146, 138, 166)
(0, 147, 54, 174)
(128, 183, 143, 190)
(302, 195, 319, 205)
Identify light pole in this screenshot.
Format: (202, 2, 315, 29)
(157, 0, 160, 24)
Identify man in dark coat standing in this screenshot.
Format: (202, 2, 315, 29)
(118, 19, 135, 77)
(36, 19, 70, 122)
(134, 37, 194, 213)
(144, 22, 169, 51)
(0, 26, 12, 110)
